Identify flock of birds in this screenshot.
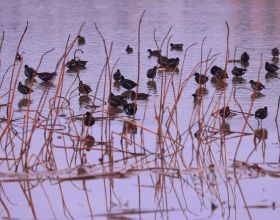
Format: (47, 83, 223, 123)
(16, 34, 279, 127)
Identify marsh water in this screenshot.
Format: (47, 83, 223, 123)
(0, 0, 280, 219)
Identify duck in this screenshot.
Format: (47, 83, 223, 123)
(83, 112, 95, 126)
(241, 52, 249, 63)
(130, 91, 150, 101)
(170, 43, 183, 50)
(18, 82, 33, 97)
(37, 72, 57, 82)
(231, 66, 246, 77)
(123, 101, 137, 116)
(265, 62, 279, 72)
(77, 35, 86, 46)
(120, 76, 137, 90)
(147, 66, 157, 80)
(194, 73, 208, 85)
(219, 106, 231, 118)
(24, 65, 37, 78)
(126, 45, 133, 54)
(113, 69, 122, 81)
(249, 80, 265, 92)
(272, 48, 279, 58)
(147, 49, 161, 57)
(109, 93, 126, 107)
(79, 81, 92, 95)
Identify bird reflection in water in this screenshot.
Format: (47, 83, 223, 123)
(38, 81, 55, 89)
(232, 77, 246, 86)
(122, 120, 137, 135)
(113, 80, 121, 90)
(210, 77, 228, 90)
(265, 71, 279, 81)
(147, 80, 157, 91)
(253, 128, 268, 162)
(251, 92, 265, 100)
(79, 95, 92, 107)
(18, 98, 32, 109)
(83, 135, 95, 151)
(24, 78, 37, 86)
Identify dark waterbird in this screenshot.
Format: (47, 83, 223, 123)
(147, 66, 157, 80)
(231, 66, 246, 77)
(255, 106, 267, 126)
(210, 65, 222, 76)
(113, 69, 122, 81)
(123, 101, 137, 116)
(272, 48, 279, 58)
(24, 65, 37, 78)
(194, 73, 208, 85)
(126, 45, 133, 54)
(170, 43, 183, 50)
(147, 49, 161, 57)
(265, 62, 279, 72)
(79, 81, 92, 95)
(130, 91, 150, 101)
(249, 80, 265, 92)
(109, 93, 126, 107)
(241, 52, 249, 63)
(120, 76, 137, 90)
(83, 112, 95, 127)
(77, 35, 86, 45)
(37, 72, 57, 82)
(18, 82, 33, 97)
(219, 106, 231, 119)
(66, 58, 88, 71)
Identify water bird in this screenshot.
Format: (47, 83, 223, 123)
(170, 43, 183, 50)
(272, 48, 279, 58)
(255, 106, 267, 125)
(24, 65, 37, 78)
(120, 76, 137, 90)
(147, 49, 161, 57)
(157, 55, 169, 66)
(77, 35, 86, 45)
(147, 66, 157, 80)
(231, 66, 246, 77)
(241, 52, 249, 63)
(265, 62, 279, 72)
(126, 45, 133, 54)
(210, 65, 223, 76)
(113, 69, 122, 81)
(123, 101, 137, 116)
(249, 80, 265, 92)
(194, 73, 208, 85)
(109, 93, 126, 107)
(83, 112, 95, 127)
(37, 72, 57, 82)
(79, 81, 92, 95)
(167, 57, 180, 68)
(219, 106, 231, 119)
(18, 82, 33, 97)
(130, 91, 150, 101)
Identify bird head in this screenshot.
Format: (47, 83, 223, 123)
(194, 72, 199, 77)
(249, 80, 254, 84)
(24, 65, 28, 69)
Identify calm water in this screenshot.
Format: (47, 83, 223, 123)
(0, 0, 280, 219)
